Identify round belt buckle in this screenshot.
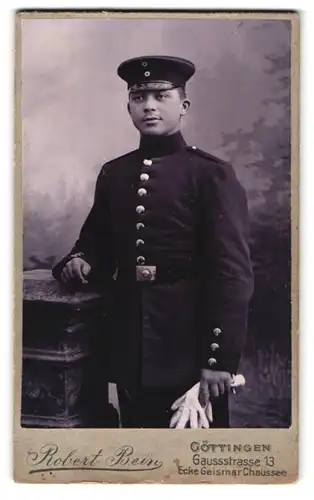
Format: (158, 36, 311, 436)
(141, 268, 152, 280)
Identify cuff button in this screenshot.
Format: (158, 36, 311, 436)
(208, 358, 217, 366)
(213, 328, 221, 336)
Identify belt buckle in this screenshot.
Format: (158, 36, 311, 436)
(136, 265, 156, 282)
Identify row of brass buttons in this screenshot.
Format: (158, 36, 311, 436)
(136, 159, 152, 267)
(208, 328, 221, 366)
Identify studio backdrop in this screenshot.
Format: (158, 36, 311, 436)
(22, 18, 291, 428)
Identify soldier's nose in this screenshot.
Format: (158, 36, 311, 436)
(143, 96, 157, 111)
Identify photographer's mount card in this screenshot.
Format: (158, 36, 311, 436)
(14, 11, 299, 484)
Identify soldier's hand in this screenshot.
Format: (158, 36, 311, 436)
(60, 257, 91, 285)
(199, 369, 232, 406)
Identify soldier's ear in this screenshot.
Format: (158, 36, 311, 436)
(180, 98, 191, 116)
(127, 102, 131, 114)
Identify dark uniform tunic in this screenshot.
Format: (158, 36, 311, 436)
(53, 131, 254, 428)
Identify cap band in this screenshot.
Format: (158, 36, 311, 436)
(128, 81, 178, 93)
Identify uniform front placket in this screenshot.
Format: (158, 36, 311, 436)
(135, 157, 154, 386)
(135, 158, 156, 282)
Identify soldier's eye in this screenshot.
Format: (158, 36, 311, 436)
(156, 93, 168, 100)
(132, 95, 144, 102)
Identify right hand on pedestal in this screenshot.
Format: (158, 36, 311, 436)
(60, 257, 91, 285)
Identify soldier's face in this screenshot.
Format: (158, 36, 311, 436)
(127, 88, 190, 136)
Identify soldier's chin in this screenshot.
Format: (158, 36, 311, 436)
(141, 129, 165, 136)
(140, 124, 165, 136)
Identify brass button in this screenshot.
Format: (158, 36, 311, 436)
(210, 343, 219, 351)
(138, 188, 147, 197)
(136, 222, 145, 230)
(136, 239, 144, 246)
(142, 61, 147, 67)
(140, 173, 149, 182)
(143, 159, 152, 166)
(144, 71, 150, 77)
(208, 358, 217, 366)
(136, 205, 145, 214)
(137, 256, 145, 265)
(213, 328, 221, 336)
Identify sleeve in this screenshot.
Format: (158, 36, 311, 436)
(52, 164, 116, 286)
(197, 161, 254, 375)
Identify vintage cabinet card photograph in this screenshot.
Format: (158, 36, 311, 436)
(13, 10, 299, 484)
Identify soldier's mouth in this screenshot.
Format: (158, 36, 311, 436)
(143, 117, 161, 122)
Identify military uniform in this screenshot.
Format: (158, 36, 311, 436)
(53, 56, 254, 428)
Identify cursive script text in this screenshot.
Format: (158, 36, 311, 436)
(26, 444, 163, 474)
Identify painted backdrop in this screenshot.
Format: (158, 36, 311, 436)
(22, 18, 291, 427)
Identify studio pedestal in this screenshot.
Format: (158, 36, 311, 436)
(21, 269, 118, 428)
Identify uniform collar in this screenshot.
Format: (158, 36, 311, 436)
(139, 131, 186, 158)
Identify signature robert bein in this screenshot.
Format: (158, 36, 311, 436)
(26, 444, 163, 474)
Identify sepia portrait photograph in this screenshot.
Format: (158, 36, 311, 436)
(14, 10, 299, 484)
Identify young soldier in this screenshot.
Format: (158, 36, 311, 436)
(53, 55, 254, 428)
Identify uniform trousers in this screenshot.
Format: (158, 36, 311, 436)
(117, 385, 230, 429)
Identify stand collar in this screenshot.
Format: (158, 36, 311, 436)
(139, 131, 186, 158)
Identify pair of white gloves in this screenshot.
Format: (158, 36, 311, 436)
(169, 374, 245, 429)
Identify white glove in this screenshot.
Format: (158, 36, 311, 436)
(169, 374, 245, 429)
(230, 374, 245, 393)
(169, 382, 211, 429)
